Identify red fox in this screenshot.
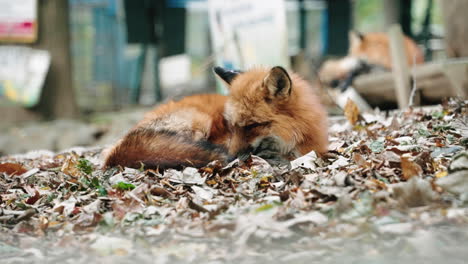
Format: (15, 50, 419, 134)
(221, 66, 328, 160)
(319, 31, 424, 86)
(103, 66, 328, 170)
(348, 31, 424, 69)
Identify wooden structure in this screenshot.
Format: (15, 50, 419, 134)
(352, 25, 467, 108)
(389, 24, 411, 108)
(353, 60, 468, 106)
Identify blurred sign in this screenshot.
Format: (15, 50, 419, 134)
(209, 0, 289, 93)
(0, 0, 38, 43)
(0, 46, 51, 107)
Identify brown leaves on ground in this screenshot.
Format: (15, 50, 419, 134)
(0, 99, 467, 263)
(344, 98, 360, 125)
(401, 154, 423, 180)
(0, 162, 28, 176)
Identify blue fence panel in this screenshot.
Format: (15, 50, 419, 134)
(167, 0, 205, 8)
(69, 0, 144, 110)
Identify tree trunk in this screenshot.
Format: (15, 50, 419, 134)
(383, 0, 412, 37)
(33, 0, 78, 119)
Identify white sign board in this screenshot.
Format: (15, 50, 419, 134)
(159, 54, 191, 87)
(209, 0, 290, 94)
(0, 46, 51, 107)
(0, 0, 38, 43)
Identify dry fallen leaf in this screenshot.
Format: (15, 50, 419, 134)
(344, 99, 360, 126)
(25, 190, 41, 205)
(390, 177, 438, 207)
(401, 154, 423, 180)
(353, 152, 368, 168)
(435, 171, 448, 178)
(60, 155, 82, 178)
(0, 162, 28, 175)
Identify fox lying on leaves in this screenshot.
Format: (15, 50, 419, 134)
(103, 66, 328, 170)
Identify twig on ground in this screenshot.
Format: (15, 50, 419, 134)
(408, 53, 418, 107)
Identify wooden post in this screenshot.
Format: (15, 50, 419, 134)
(383, 0, 400, 28)
(389, 24, 411, 109)
(33, 0, 78, 119)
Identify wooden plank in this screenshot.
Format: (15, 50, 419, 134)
(388, 24, 411, 109)
(442, 63, 468, 99)
(353, 65, 453, 105)
(352, 58, 468, 105)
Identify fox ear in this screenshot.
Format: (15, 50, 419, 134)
(213, 66, 242, 86)
(349, 30, 364, 47)
(263, 66, 292, 100)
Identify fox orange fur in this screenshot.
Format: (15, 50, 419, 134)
(348, 31, 424, 69)
(319, 31, 424, 84)
(223, 67, 328, 159)
(103, 94, 230, 170)
(103, 66, 328, 170)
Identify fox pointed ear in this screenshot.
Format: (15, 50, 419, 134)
(213, 66, 242, 86)
(349, 30, 364, 47)
(263, 66, 292, 100)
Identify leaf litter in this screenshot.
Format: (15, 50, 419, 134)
(0, 99, 468, 263)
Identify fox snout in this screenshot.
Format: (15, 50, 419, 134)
(234, 145, 255, 162)
(227, 130, 253, 160)
(229, 130, 287, 161)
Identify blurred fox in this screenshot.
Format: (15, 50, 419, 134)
(103, 66, 328, 170)
(319, 31, 424, 86)
(348, 31, 424, 69)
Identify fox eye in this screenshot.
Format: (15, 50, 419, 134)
(243, 121, 271, 130)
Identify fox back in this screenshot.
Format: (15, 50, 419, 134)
(103, 94, 231, 170)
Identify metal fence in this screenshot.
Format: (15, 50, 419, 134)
(69, 0, 143, 111)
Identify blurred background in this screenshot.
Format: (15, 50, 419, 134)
(0, 0, 467, 154)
